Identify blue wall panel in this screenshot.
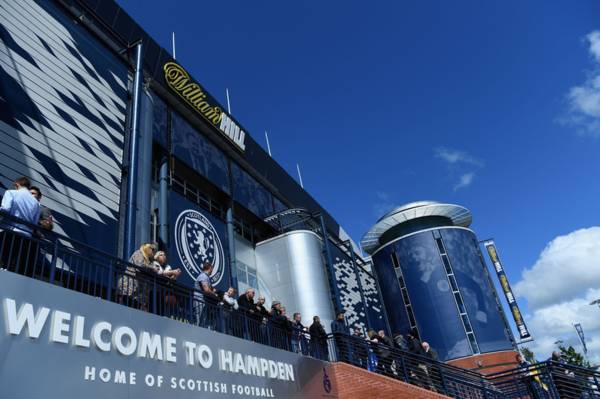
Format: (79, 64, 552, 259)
(231, 162, 273, 219)
(0, 0, 128, 254)
(171, 112, 230, 194)
(441, 229, 513, 353)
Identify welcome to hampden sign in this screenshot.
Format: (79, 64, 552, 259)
(0, 271, 332, 398)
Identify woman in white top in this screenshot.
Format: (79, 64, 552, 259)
(222, 287, 239, 310)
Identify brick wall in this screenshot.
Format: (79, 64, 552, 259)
(328, 363, 451, 399)
(447, 350, 519, 375)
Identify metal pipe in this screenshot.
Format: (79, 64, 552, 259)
(158, 155, 169, 249)
(318, 214, 342, 313)
(347, 241, 371, 331)
(124, 42, 143, 259)
(226, 206, 238, 290)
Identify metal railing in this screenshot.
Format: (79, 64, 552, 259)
(324, 332, 504, 398)
(487, 360, 600, 398)
(2, 210, 599, 398)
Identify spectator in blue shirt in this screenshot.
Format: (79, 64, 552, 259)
(1, 176, 41, 272)
(1, 176, 40, 236)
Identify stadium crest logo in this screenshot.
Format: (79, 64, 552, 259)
(175, 209, 224, 286)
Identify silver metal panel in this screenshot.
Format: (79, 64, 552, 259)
(361, 201, 473, 254)
(256, 230, 335, 331)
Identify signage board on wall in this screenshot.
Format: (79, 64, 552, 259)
(163, 61, 246, 151)
(169, 191, 230, 292)
(0, 272, 333, 398)
(483, 240, 532, 340)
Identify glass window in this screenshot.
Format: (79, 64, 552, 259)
(441, 228, 514, 353)
(391, 252, 401, 269)
(442, 256, 452, 274)
(436, 238, 446, 254)
(171, 113, 230, 193)
(467, 333, 480, 354)
(448, 275, 459, 292)
(231, 162, 273, 218)
(455, 293, 466, 314)
(151, 92, 168, 148)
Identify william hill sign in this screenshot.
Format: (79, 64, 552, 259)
(163, 62, 246, 151)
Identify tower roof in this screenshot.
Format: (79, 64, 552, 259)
(361, 201, 472, 254)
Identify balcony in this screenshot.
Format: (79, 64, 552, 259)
(0, 211, 598, 398)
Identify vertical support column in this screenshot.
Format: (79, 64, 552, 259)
(158, 156, 169, 250)
(318, 213, 343, 313)
(226, 206, 238, 291)
(347, 240, 371, 332)
(124, 42, 144, 259)
(371, 263, 393, 335)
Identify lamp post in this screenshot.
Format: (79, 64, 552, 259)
(590, 299, 600, 310)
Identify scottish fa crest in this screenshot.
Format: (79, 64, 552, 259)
(174, 209, 225, 286)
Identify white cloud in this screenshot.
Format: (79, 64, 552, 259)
(514, 227, 600, 309)
(514, 227, 600, 364)
(453, 172, 475, 191)
(564, 30, 600, 136)
(434, 147, 483, 167)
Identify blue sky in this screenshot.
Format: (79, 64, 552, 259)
(120, 0, 600, 361)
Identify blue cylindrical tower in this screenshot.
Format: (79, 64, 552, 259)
(361, 201, 514, 363)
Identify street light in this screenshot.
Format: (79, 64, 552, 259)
(590, 299, 600, 310)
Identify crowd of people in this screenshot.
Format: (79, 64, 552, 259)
(1, 176, 442, 380)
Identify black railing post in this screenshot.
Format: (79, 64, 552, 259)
(49, 237, 59, 284)
(106, 261, 114, 301)
(152, 276, 157, 314)
(439, 367, 449, 396)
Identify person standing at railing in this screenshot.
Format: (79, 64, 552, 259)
(309, 316, 328, 361)
(223, 287, 240, 336)
(29, 186, 53, 232)
(0, 176, 40, 273)
(393, 332, 409, 352)
(195, 261, 220, 330)
(517, 353, 547, 399)
(291, 313, 307, 354)
(351, 327, 369, 368)
(419, 342, 438, 392)
(255, 295, 270, 318)
(238, 288, 255, 314)
(377, 330, 395, 376)
(331, 311, 350, 363)
(152, 251, 182, 318)
(118, 243, 156, 311)
(238, 288, 257, 340)
(153, 251, 182, 279)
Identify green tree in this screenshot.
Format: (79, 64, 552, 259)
(521, 347, 536, 363)
(558, 345, 598, 369)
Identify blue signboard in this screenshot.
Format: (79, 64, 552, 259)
(168, 191, 230, 293)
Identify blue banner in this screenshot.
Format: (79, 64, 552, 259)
(168, 191, 230, 293)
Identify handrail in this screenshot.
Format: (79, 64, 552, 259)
(3, 210, 599, 398)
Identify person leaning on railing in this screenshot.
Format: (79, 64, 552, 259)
(309, 316, 328, 360)
(0, 176, 40, 272)
(117, 243, 156, 311)
(29, 186, 53, 232)
(194, 261, 220, 329)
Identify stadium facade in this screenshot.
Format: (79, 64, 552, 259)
(0, 0, 524, 388)
(361, 201, 516, 364)
(0, 0, 386, 335)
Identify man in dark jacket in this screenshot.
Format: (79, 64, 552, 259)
(377, 330, 395, 376)
(393, 332, 409, 351)
(421, 342, 438, 361)
(309, 316, 328, 360)
(237, 288, 255, 313)
(331, 312, 350, 363)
